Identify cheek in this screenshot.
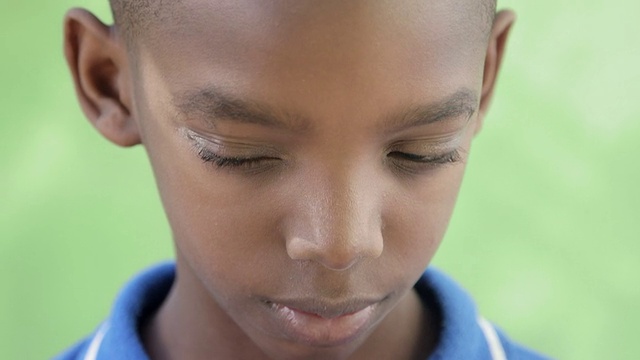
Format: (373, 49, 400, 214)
(383, 160, 468, 272)
(143, 128, 287, 296)
(132, 74, 283, 296)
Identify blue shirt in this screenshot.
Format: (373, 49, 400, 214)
(54, 263, 550, 360)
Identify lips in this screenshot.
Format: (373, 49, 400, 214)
(262, 297, 384, 347)
(272, 298, 380, 318)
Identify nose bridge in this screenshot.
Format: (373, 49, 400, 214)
(286, 163, 384, 270)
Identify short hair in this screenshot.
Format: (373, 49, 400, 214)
(109, 0, 497, 45)
(108, 0, 179, 44)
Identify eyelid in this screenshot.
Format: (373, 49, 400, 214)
(387, 132, 464, 156)
(181, 128, 282, 156)
(393, 128, 465, 145)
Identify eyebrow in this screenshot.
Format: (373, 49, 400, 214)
(386, 88, 478, 132)
(173, 87, 477, 133)
(174, 88, 308, 132)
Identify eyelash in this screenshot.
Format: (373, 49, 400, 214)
(196, 147, 279, 169)
(387, 149, 462, 165)
(386, 149, 463, 174)
(195, 145, 462, 172)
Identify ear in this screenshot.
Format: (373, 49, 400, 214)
(475, 10, 516, 134)
(63, 8, 140, 147)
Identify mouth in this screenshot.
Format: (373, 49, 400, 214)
(261, 297, 385, 347)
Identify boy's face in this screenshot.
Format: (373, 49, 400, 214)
(66, 0, 513, 358)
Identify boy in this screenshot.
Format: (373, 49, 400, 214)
(57, 0, 549, 359)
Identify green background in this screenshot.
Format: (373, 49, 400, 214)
(1, 1, 639, 359)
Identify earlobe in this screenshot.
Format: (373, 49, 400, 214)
(64, 8, 141, 147)
(475, 10, 516, 135)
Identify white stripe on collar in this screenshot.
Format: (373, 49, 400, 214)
(477, 317, 507, 360)
(83, 322, 110, 360)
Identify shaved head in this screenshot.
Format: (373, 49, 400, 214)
(109, 0, 497, 46)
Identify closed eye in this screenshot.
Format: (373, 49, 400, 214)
(387, 149, 462, 165)
(196, 147, 281, 169)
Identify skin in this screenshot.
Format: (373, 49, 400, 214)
(63, 1, 514, 359)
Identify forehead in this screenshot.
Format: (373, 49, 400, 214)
(134, 0, 489, 123)
(141, 0, 489, 59)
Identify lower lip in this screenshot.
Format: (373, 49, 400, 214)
(266, 303, 378, 347)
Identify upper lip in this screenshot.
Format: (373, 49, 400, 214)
(265, 297, 383, 319)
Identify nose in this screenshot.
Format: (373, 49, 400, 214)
(285, 169, 384, 271)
